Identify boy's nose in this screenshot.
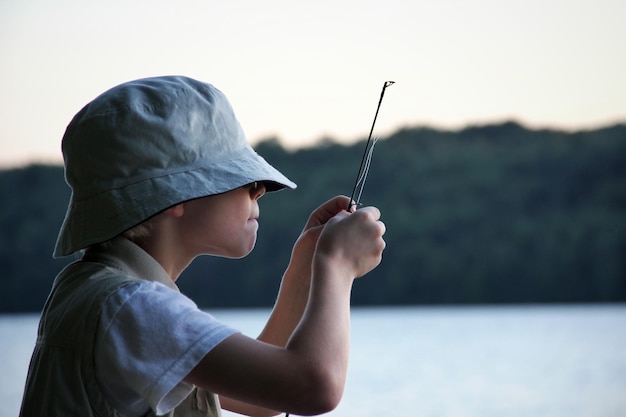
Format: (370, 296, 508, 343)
(250, 182, 266, 200)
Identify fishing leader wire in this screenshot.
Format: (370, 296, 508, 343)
(347, 81, 395, 211)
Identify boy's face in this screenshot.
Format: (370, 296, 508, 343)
(180, 182, 266, 259)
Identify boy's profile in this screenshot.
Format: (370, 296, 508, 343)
(19, 76, 386, 417)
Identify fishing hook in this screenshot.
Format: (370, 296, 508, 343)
(347, 81, 395, 211)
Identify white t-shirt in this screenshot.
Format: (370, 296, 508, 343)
(95, 280, 238, 416)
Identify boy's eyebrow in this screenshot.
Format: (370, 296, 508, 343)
(348, 81, 395, 211)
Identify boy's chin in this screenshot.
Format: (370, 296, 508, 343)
(210, 244, 256, 260)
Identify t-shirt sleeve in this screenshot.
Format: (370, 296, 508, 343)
(95, 281, 238, 416)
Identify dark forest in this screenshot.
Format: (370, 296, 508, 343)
(1, 121, 624, 312)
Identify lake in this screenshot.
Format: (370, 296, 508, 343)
(2, 304, 625, 417)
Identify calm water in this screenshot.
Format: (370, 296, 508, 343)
(2, 305, 625, 417)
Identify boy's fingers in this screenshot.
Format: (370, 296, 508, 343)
(354, 206, 381, 222)
(377, 219, 386, 236)
(306, 196, 351, 228)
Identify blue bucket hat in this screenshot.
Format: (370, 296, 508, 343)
(54, 75, 296, 257)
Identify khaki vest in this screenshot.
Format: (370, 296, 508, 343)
(19, 253, 221, 417)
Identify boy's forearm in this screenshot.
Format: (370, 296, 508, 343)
(222, 262, 351, 416)
(291, 256, 353, 353)
(260, 253, 354, 385)
(258, 224, 320, 347)
(257, 263, 312, 346)
(283, 258, 354, 404)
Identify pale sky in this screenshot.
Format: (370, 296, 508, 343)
(1, 0, 624, 167)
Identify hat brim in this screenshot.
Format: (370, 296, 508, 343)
(53, 149, 296, 257)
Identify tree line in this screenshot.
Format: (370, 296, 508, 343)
(1, 121, 624, 312)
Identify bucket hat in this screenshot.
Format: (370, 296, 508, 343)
(54, 75, 296, 257)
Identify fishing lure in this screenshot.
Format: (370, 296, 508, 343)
(347, 80, 395, 211)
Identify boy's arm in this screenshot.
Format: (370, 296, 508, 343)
(219, 197, 348, 416)
(186, 197, 385, 416)
(257, 195, 349, 346)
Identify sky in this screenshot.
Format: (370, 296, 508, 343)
(1, 0, 624, 167)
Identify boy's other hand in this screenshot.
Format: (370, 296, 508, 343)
(288, 196, 352, 275)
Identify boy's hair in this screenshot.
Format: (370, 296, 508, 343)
(122, 221, 154, 242)
(54, 76, 295, 258)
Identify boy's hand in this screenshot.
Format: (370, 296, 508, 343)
(291, 195, 386, 281)
(315, 205, 386, 279)
(300, 196, 353, 241)
(288, 196, 354, 278)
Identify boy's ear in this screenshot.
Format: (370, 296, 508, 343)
(163, 203, 184, 218)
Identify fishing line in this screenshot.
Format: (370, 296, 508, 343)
(347, 81, 395, 211)
(284, 81, 395, 417)
(353, 136, 379, 206)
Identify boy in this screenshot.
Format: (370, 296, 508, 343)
(20, 76, 386, 417)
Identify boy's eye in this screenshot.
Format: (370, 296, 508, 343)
(244, 182, 266, 197)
